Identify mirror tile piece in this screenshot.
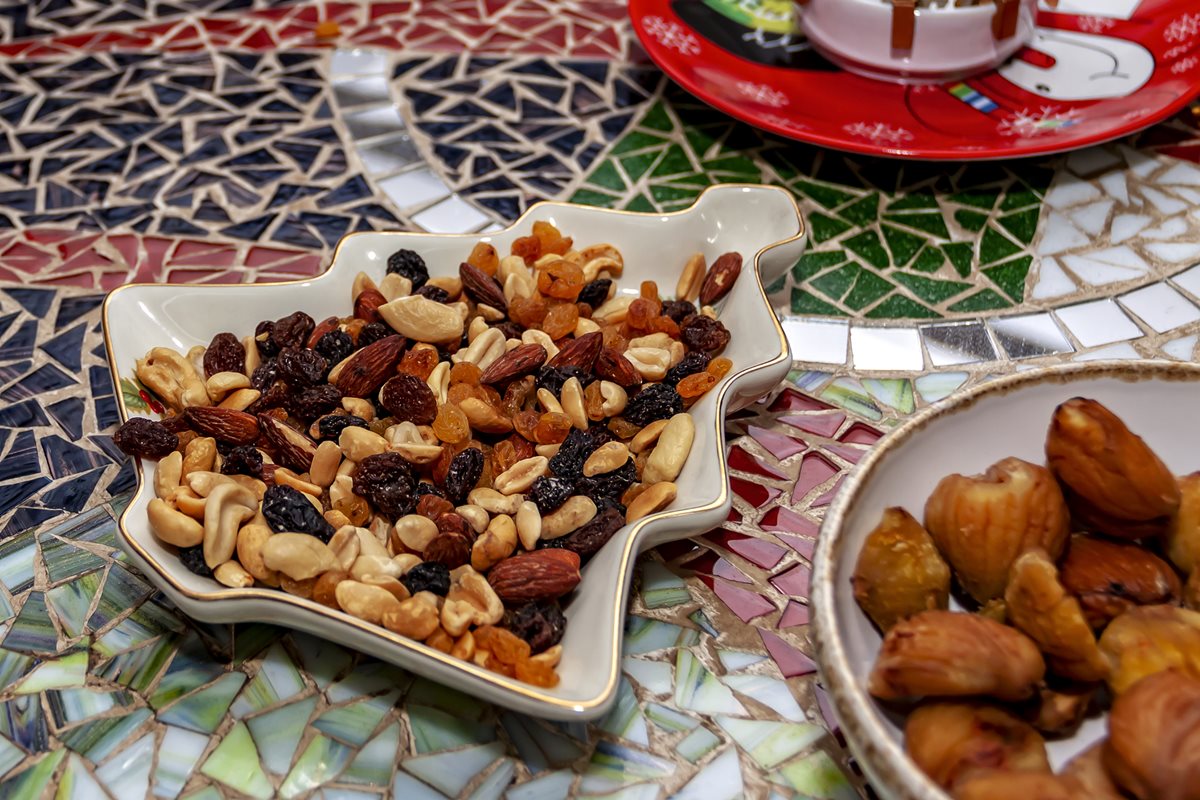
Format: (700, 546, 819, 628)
(849, 327, 923, 372)
(988, 314, 1075, 359)
(783, 319, 848, 365)
(1055, 299, 1143, 348)
(919, 321, 998, 367)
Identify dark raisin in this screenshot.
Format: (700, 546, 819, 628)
(203, 332, 246, 378)
(585, 423, 616, 449)
(221, 445, 264, 478)
(250, 360, 278, 391)
(542, 506, 624, 561)
(254, 320, 279, 358)
(353, 452, 417, 519)
(178, 545, 214, 578)
(315, 329, 354, 365)
(507, 601, 566, 653)
(663, 351, 711, 387)
(356, 322, 391, 349)
(113, 417, 179, 459)
(624, 383, 683, 426)
(315, 414, 368, 442)
(401, 561, 451, 596)
(413, 481, 446, 499)
(289, 384, 342, 422)
(530, 476, 574, 515)
(576, 458, 636, 501)
(271, 311, 315, 351)
(161, 415, 191, 433)
(577, 278, 611, 309)
(414, 285, 450, 303)
(661, 299, 696, 324)
(262, 484, 336, 541)
(444, 447, 484, 504)
(548, 428, 597, 481)
(492, 321, 524, 340)
(379, 375, 437, 424)
(535, 365, 594, 396)
(680, 314, 731, 354)
(593, 496, 627, 517)
(250, 381, 290, 413)
(276, 347, 327, 388)
(386, 248, 429, 288)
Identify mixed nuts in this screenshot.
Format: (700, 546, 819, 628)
(115, 222, 742, 687)
(853, 398, 1200, 799)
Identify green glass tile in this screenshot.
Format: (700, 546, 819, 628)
(864, 294, 940, 320)
(890, 273, 973, 304)
(88, 564, 152, 632)
(404, 741, 506, 796)
(883, 211, 950, 239)
(599, 678, 648, 745)
(501, 712, 585, 773)
(58, 751, 113, 799)
(666, 170, 715, 188)
(0, 647, 31, 694)
(569, 189, 619, 208)
(843, 271, 893, 311)
(645, 703, 698, 734)
(983, 255, 1033, 302)
(409, 703, 496, 754)
(979, 226, 1022, 265)
(863, 379, 915, 414)
(689, 608, 718, 638)
(230, 641, 305, 717)
(4, 593, 58, 654)
(842, 231, 889, 270)
(158, 672, 246, 734)
(94, 605, 176, 659)
(954, 209, 988, 232)
(941, 242, 975, 277)
(717, 717, 825, 770)
(949, 191, 997, 210)
(343, 721, 400, 786)
(181, 789, 223, 800)
(0, 533, 37, 594)
(649, 184, 700, 205)
(948, 288, 1011, 312)
(838, 194, 879, 226)
(610, 130, 668, 156)
(639, 561, 691, 609)
(997, 208, 1040, 245)
(790, 289, 845, 316)
(881, 224, 926, 267)
(14, 649, 86, 694)
(623, 616, 698, 655)
(999, 187, 1040, 211)
(246, 696, 317, 777)
(0, 734, 21, 780)
(684, 126, 719, 158)
(650, 144, 694, 178)
(1, 749, 65, 800)
(819, 378, 883, 421)
(766, 274, 786, 294)
(45, 571, 102, 639)
(793, 180, 855, 210)
(153, 725, 209, 799)
(619, 151, 660, 182)
(150, 635, 226, 708)
(587, 160, 626, 191)
(580, 741, 674, 793)
(774, 750, 858, 800)
(675, 651, 746, 715)
(46, 687, 130, 727)
(625, 194, 656, 213)
(0, 591, 11, 625)
(792, 250, 845, 281)
(915, 372, 969, 403)
(702, 155, 759, 176)
(404, 677, 484, 721)
(639, 101, 673, 132)
(232, 623, 281, 664)
(910, 246, 945, 273)
(810, 264, 860, 302)
(280, 734, 353, 799)
(98, 636, 173, 691)
(200, 722, 273, 799)
(39, 536, 106, 585)
(886, 192, 939, 211)
(289, 633, 352, 690)
(314, 689, 399, 747)
(59, 708, 152, 763)
(676, 726, 721, 763)
(808, 212, 852, 244)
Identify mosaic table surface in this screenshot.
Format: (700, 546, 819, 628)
(0, 1, 1199, 797)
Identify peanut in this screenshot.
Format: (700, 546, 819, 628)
(537, 388, 564, 415)
(262, 533, 339, 581)
(583, 441, 630, 477)
(625, 347, 670, 381)
(468, 488, 523, 516)
(471, 514, 517, 571)
(328, 525, 362, 572)
(592, 294, 634, 325)
(456, 504, 489, 534)
(382, 592, 441, 640)
(426, 361, 450, 404)
(218, 388, 261, 411)
(493, 456, 549, 495)
(626, 482, 677, 523)
(515, 501, 542, 550)
(279, 575, 315, 598)
(236, 523, 279, 586)
(205, 371, 250, 402)
(336, 580, 403, 625)
(339, 426, 388, 463)
(541, 496, 597, 539)
(630, 419, 669, 454)
(643, 413, 694, 484)
(598, 381, 627, 417)
(393, 514, 439, 552)
(342, 397, 375, 422)
(426, 276, 462, 298)
(677, 253, 705, 301)
(181, 436, 216, 478)
(310, 440, 343, 488)
(560, 377, 587, 430)
(214, 561, 254, 589)
(312, 569, 348, 609)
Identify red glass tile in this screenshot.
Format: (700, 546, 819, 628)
(759, 630, 817, 677)
(758, 506, 819, 538)
(713, 580, 775, 623)
(811, 476, 844, 508)
(776, 533, 816, 560)
(172, 249, 237, 268)
(704, 529, 787, 570)
(769, 563, 811, 598)
(727, 445, 787, 480)
(747, 425, 806, 460)
(792, 452, 840, 503)
(688, 551, 752, 584)
(25, 230, 74, 245)
(109, 235, 140, 269)
(839, 422, 884, 445)
(770, 388, 833, 413)
(4, 242, 47, 259)
(823, 444, 864, 464)
(726, 507, 742, 524)
(729, 476, 780, 508)
(57, 250, 114, 271)
(46, 272, 97, 288)
(778, 600, 810, 628)
(0, 267, 22, 282)
(239, 28, 278, 49)
(58, 235, 103, 258)
(780, 412, 845, 438)
(815, 684, 839, 733)
(99, 272, 128, 291)
(371, 3, 415, 21)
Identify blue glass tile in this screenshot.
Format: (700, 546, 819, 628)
(445, 80, 482, 95)
(285, 67, 322, 82)
(314, 151, 347, 181)
(0, 360, 31, 388)
(166, 171, 221, 196)
(70, 179, 110, 203)
(512, 59, 564, 79)
(600, 113, 635, 140)
(547, 130, 585, 156)
(90, 434, 123, 464)
(158, 217, 207, 236)
(130, 175, 170, 201)
(106, 461, 136, 496)
(0, 695, 47, 751)
(570, 83, 604, 115)
(220, 90, 271, 109)
(1, 363, 76, 402)
(220, 67, 259, 90)
(471, 156, 499, 179)
(433, 144, 469, 171)
(222, 148, 279, 168)
(293, 125, 337, 143)
(0, 313, 17, 342)
(40, 436, 107, 480)
(155, 122, 184, 152)
(126, 67, 166, 86)
(113, 98, 156, 118)
(4, 593, 58, 654)
(476, 196, 522, 221)
(268, 184, 321, 210)
(78, 148, 131, 176)
(278, 52, 316, 68)
(179, 136, 230, 165)
(40, 468, 105, 514)
(237, 168, 288, 184)
(88, 366, 113, 399)
(38, 157, 79, 178)
(17, 130, 69, 150)
(518, 98, 561, 120)
(274, 140, 320, 171)
(38, 323, 86, 372)
(271, 220, 323, 249)
(0, 400, 49, 429)
(525, 176, 565, 193)
(443, 100, 493, 119)
(521, 154, 570, 175)
(419, 57, 457, 81)
(318, 176, 371, 208)
(349, 203, 400, 224)
(169, 74, 214, 90)
(1, 429, 38, 477)
(467, 176, 517, 194)
(194, 200, 231, 223)
(95, 205, 149, 228)
(0, 320, 36, 361)
(177, 98, 224, 116)
(220, 215, 275, 241)
(0, 97, 32, 127)
(1, 289, 51, 319)
(0, 508, 59, 540)
(104, 122, 160, 142)
(45, 182, 87, 209)
(516, 123, 568, 141)
(576, 142, 603, 170)
(298, 213, 351, 247)
(231, 52, 264, 70)
(454, 124, 516, 144)
(561, 61, 610, 84)
(76, 73, 122, 95)
(0, 481, 49, 520)
(130, 144, 169, 176)
(314, 99, 332, 119)
(262, 99, 301, 115)
(529, 82, 566, 104)
(0, 159, 29, 183)
(281, 82, 320, 104)
(53, 296, 100, 334)
(416, 120, 468, 139)
(407, 90, 444, 115)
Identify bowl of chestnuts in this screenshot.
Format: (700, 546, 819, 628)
(813, 361, 1200, 799)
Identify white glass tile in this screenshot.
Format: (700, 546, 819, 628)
(343, 105, 407, 142)
(1061, 246, 1149, 286)
(849, 326, 923, 372)
(1145, 241, 1200, 263)
(1030, 257, 1077, 300)
(1140, 187, 1187, 215)
(988, 314, 1073, 359)
(1119, 283, 1200, 333)
(357, 134, 421, 176)
(1037, 211, 1089, 256)
(412, 194, 492, 234)
(1119, 145, 1161, 178)
(1056, 299, 1142, 347)
(1068, 200, 1113, 236)
(1044, 174, 1101, 210)
(919, 321, 998, 366)
(1065, 146, 1122, 177)
(1160, 162, 1200, 187)
(781, 318, 849, 365)
(377, 168, 451, 211)
(1098, 170, 1129, 203)
(1110, 213, 1151, 243)
(1173, 264, 1200, 300)
(1073, 343, 1141, 362)
(333, 75, 392, 109)
(330, 49, 390, 78)
(1162, 334, 1198, 361)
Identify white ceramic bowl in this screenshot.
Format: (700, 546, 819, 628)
(103, 184, 803, 720)
(812, 361, 1200, 799)
(799, 0, 1037, 84)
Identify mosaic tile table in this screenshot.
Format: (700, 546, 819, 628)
(1, 1, 1199, 797)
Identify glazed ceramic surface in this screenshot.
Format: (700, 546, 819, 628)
(811, 361, 1200, 799)
(102, 184, 801, 720)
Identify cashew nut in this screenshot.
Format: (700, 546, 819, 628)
(135, 346, 210, 411)
(574, 318, 600, 337)
(148, 498, 205, 547)
(521, 329, 559, 360)
(357, 526, 391, 560)
(261, 532, 339, 580)
(173, 487, 207, 520)
(214, 561, 254, 589)
(242, 334, 260, 376)
(625, 347, 670, 381)
(426, 361, 450, 405)
(352, 270, 379, 300)
(598, 381, 627, 418)
(592, 295, 634, 325)
(471, 514, 517, 571)
(379, 273, 413, 302)
(536, 388, 564, 415)
(342, 397, 375, 422)
(272, 467, 322, 497)
(203, 482, 257, 568)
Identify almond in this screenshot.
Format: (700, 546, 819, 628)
(460, 262, 508, 312)
(480, 343, 546, 384)
(486, 549, 581, 602)
(354, 288, 387, 323)
(1059, 535, 1182, 628)
(595, 346, 643, 388)
(547, 330, 602, 371)
(183, 406, 260, 446)
(257, 413, 318, 472)
(699, 252, 742, 305)
(335, 334, 405, 398)
(1106, 669, 1200, 800)
(306, 316, 340, 349)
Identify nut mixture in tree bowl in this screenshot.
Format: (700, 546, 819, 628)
(852, 397, 1200, 799)
(114, 221, 743, 687)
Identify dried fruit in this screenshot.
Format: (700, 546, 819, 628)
(1167, 472, 1200, 575)
(334, 335, 405, 398)
(852, 508, 951, 633)
(479, 343, 547, 385)
(1046, 397, 1180, 536)
(577, 278, 611, 309)
(262, 484, 335, 541)
(386, 248, 429, 288)
(624, 383, 684, 427)
(179, 544, 214, 578)
(183, 406, 260, 446)
(1030, 685, 1094, 735)
(203, 332, 246, 378)
(532, 220, 571, 255)
(535, 365, 591, 396)
(416, 493, 455, 521)
(1061, 743, 1124, 800)
(905, 703, 1050, 792)
(415, 285, 450, 303)
(594, 347, 642, 388)
(954, 773, 1077, 800)
(511, 234, 541, 265)
(540, 303, 578, 339)
(423, 532, 472, 568)
(257, 413, 318, 472)
(487, 549, 581, 603)
(271, 311, 315, 350)
(221, 445, 264, 478)
(537, 260, 584, 301)
(379, 374, 438, 424)
(676, 372, 717, 400)
(396, 347, 440, 380)
(444, 447, 484, 504)
(113, 417, 179, 459)
(680, 314, 730, 354)
(460, 262, 508, 311)
(401, 561, 451, 596)
(288, 384, 342, 422)
(356, 322, 390, 349)
(432, 403, 470, 445)
(1059, 534, 1182, 628)
(276, 347, 328, 388)
(467, 241, 499, 275)
(699, 251, 742, 305)
(923, 457, 1069, 602)
(663, 350, 711, 387)
(315, 414, 368, 442)
(507, 601, 566, 653)
(531, 476, 573, 515)
(353, 451, 417, 520)
(1105, 669, 1200, 800)
(869, 610, 1045, 701)
(1098, 605, 1200, 694)
(541, 505, 624, 561)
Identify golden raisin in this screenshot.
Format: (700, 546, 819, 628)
(648, 315, 680, 337)
(480, 385, 503, 408)
(584, 381, 605, 421)
(601, 324, 628, 352)
(537, 261, 585, 301)
(343, 318, 366, 343)
(608, 417, 641, 439)
(509, 294, 548, 328)
(501, 378, 535, 418)
(515, 657, 560, 687)
(447, 383, 485, 406)
(640, 281, 658, 301)
(532, 220, 572, 256)
(426, 628, 455, 654)
(533, 412, 572, 444)
(492, 439, 522, 474)
(449, 362, 482, 385)
(369, 416, 393, 436)
(432, 403, 470, 444)
(396, 347, 439, 380)
(467, 242, 499, 276)
(476, 625, 532, 665)
(513, 410, 541, 441)
(626, 298, 660, 331)
(511, 235, 541, 265)
(334, 494, 371, 526)
(707, 357, 733, 379)
(677, 372, 718, 399)
(540, 303, 579, 339)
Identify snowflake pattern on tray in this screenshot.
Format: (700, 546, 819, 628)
(842, 121, 914, 146)
(641, 14, 702, 56)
